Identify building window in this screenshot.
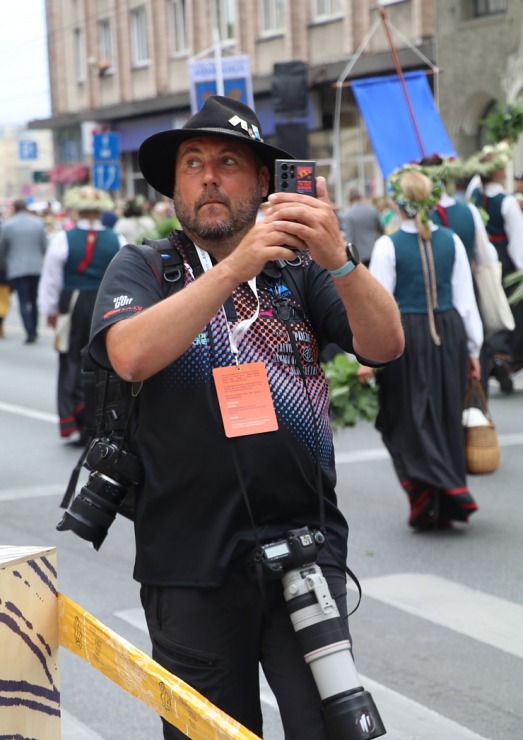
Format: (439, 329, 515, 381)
(311, 0, 343, 20)
(167, 0, 188, 55)
(97, 19, 114, 72)
(259, 0, 284, 34)
(74, 28, 86, 83)
(130, 6, 150, 65)
(210, 0, 235, 42)
(475, 0, 506, 15)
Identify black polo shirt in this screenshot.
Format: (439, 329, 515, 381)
(90, 242, 355, 586)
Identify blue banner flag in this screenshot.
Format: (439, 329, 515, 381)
(351, 71, 456, 180)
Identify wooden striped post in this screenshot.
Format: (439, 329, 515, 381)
(0, 546, 60, 739)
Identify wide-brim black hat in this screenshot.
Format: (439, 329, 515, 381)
(139, 95, 294, 198)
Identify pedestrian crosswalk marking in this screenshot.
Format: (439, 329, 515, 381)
(0, 400, 57, 423)
(114, 603, 491, 740)
(355, 572, 523, 659)
(363, 676, 489, 740)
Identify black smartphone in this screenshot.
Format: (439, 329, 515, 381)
(275, 160, 317, 196)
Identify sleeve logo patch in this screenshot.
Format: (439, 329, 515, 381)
(113, 295, 133, 309)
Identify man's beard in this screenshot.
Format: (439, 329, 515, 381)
(173, 183, 262, 242)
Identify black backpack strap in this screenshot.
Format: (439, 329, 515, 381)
(139, 236, 184, 293)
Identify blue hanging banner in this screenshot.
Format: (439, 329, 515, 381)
(351, 71, 456, 180)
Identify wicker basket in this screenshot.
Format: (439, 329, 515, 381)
(464, 424, 500, 474)
(463, 379, 501, 475)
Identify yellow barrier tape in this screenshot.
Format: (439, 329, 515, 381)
(57, 593, 261, 739)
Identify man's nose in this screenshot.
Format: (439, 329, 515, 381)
(202, 161, 220, 185)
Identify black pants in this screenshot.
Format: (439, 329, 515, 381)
(11, 274, 39, 339)
(140, 565, 349, 739)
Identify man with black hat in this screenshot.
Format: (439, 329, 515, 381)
(89, 96, 404, 739)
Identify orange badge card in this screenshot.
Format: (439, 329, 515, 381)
(213, 362, 279, 438)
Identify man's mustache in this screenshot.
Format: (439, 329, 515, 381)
(196, 190, 230, 210)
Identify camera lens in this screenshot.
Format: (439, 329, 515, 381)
(283, 564, 386, 740)
(56, 471, 129, 550)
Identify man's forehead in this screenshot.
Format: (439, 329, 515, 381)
(178, 135, 253, 157)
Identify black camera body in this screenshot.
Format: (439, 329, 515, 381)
(85, 437, 142, 485)
(56, 437, 143, 550)
(259, 526, 325, 579)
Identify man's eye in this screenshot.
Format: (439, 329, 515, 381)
(185, 159, 202, 169)
(222, 156, 237, 166)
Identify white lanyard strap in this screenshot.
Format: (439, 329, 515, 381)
(194, 245, 260, 360)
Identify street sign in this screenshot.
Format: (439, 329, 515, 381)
(93, 132, 120, 161)
(188, 55, 254, 113)
(92, 163, 120, 191)
(19, 141, 38, 160)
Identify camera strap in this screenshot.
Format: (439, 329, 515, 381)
(268, 262, 363, 615)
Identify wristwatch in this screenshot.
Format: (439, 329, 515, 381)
(329, 243, 361, 279)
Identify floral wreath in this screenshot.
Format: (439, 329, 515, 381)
(387, 163, 443, 224)
(464, 140, 512, 179)
(418, 155, 464, 184)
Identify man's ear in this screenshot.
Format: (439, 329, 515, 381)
(259, 165, 270, 198)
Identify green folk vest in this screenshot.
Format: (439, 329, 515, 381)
(430, 202, 475, 263)
(64, 227, 120, 291)
(470, 189, 514, 274)
(390, 228, 455, 313)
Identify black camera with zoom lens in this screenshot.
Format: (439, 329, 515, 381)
(56, 437, 143, 551)
(258, 527, 386, 740)
(258, 526, 325, 579)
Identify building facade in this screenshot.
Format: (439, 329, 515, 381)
(0, 127, 55, 214)
(435, 0, 523, 168)
(30, 0, 523, 204)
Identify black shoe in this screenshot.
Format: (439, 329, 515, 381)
(491, 358, 513, 394)
(24, 335, 37, 344)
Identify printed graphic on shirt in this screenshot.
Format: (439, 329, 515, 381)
(154, 258, 332, 468)
(102, 293, 141, 319)
(113, 295, 134, 309)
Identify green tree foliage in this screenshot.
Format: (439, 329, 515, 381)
(321, 353, 379, 429)
(481, 100, 523, 144)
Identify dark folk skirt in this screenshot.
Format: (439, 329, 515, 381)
(375, 309, 478, 525)
(57, 290, 97, 438)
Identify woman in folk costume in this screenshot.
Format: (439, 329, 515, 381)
(419, 154, 499, 395)
(38, 186, 126, 440)
(418, 155, 497, 266)
(467, 144, 523, 393)
(358, 167, 483, 530)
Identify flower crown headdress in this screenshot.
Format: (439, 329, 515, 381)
(418, 154, 464, 184)
(463, 141, 512, 179)
(387, 163, 443, 225)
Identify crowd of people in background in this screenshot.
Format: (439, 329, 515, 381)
(0, 191, 177, 339)
(0, 188, 179, 443)
(1, 138, 522, 457)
